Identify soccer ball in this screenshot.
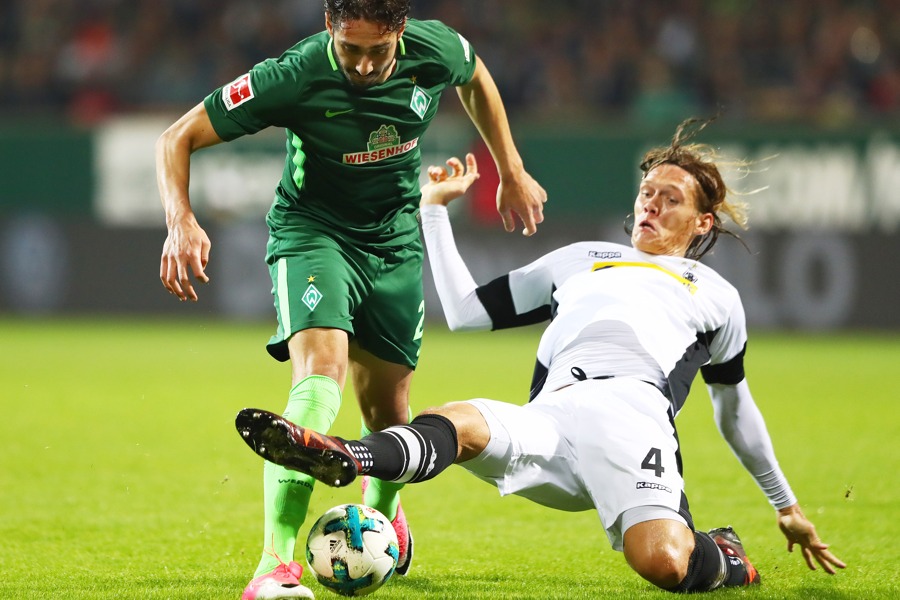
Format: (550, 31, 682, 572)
(306, 503, 399, 596)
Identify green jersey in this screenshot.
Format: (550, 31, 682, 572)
(204, 19, 477, 246)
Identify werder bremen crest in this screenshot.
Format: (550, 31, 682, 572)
(410, 85, 432, 120)
(302, 283, 323, 311)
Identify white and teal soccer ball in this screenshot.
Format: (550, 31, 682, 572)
(306, 503, 399, 597)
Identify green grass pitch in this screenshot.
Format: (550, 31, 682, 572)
(1, 317, 897, 599)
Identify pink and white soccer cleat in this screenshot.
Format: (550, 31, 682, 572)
(241, 560, 313, 600)
(362, 476, 414, 576)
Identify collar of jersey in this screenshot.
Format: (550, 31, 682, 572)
(591, 260, 699, 295)
(326, 37, 407, 72)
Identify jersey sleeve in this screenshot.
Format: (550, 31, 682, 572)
(508, 250, 561, 313)
(475, 274, 551, 330)
(474, 248, 564, 329)
(708, 380, 798, 509)
(420, 204, 492, 331)
(416, 20, 477, 86)
(204, 58, 302, 141)
(701, 291, 748, 385)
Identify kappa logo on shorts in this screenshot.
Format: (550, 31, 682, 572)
(636, 481, 672, 493)
(302, 284, 323, 311)
(222, 73, 254, 110)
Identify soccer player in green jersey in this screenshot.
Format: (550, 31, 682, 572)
(156, 1, 546, 598)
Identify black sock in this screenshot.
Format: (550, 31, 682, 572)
(721, 545, 749, 587)
(671, 531, 726, 593)
(342, 414, 458, 483)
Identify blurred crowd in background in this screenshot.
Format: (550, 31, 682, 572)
(1, 0, 899, 126)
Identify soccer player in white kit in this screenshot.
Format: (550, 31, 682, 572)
(237, 119, 846, 592)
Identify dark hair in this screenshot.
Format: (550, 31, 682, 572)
(631, 117, 749, 260)
(324, 0, 410, 32)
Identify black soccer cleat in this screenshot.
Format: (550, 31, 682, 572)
(708, 526, 761, 586)
(235, 408, 360, 487)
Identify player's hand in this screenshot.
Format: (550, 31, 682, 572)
(777, 504, 846, 574)
(160, 214, 211, 302)
(497, 168, 547, 236)
(420, 153, 480, 207)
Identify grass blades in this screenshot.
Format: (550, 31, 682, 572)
(0, 317, 897, 598)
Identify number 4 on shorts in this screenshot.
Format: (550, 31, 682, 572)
(641, 447, 665, 478)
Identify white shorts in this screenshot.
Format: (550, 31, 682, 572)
(460, 377, 689, 551)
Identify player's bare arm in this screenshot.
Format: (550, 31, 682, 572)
(156, 102, 223, 301)
(777, 504, 847, 574)
(456, 58, 547, 236)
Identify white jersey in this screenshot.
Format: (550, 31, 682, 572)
(503, 242, 746, 412)
(421, 204, 797, 514)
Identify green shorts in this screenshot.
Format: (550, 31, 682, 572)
(265, 228, 424, 369)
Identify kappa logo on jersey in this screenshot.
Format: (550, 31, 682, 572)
(410, 85, 432, 119)
(223, 73, 254, 110)
(636, 481, 672, 493)
(302, 283, 323, 311)
(588, 251, 622, 259)
(343, 124, 419, 164)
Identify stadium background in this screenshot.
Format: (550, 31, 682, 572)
(1, 0, 899, 326)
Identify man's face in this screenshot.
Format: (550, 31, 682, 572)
(326, 14, 404, 89)
(631, 164, 713, 257)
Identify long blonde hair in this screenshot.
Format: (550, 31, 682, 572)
(639, 118, 749, 259)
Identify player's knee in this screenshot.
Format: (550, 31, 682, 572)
(419, 401, 466, 420)
(628, 546, 688, 589)
(624, 524, 692, 590)
(418, 403, 464, 437)
(420, 402, 488, 462)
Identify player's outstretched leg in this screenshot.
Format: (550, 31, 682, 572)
(237, 409, 459, 490)
(236, 408, 361, 487)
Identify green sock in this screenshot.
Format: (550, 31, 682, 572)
(254, 375, 342, 576)
(360, 410, 410, 521)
